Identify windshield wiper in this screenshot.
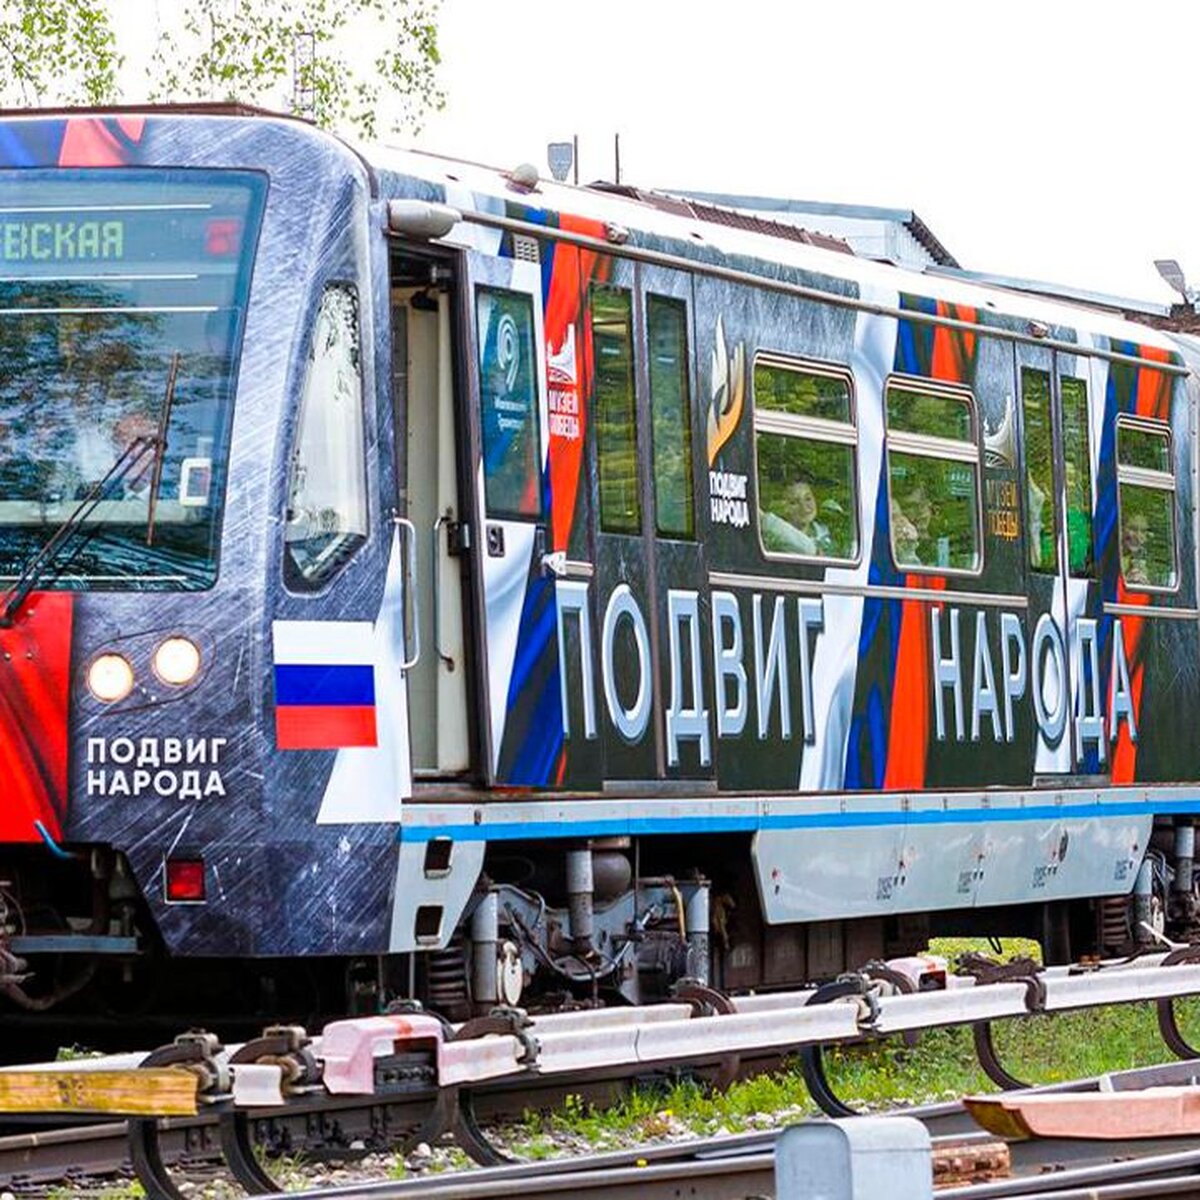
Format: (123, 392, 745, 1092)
(145, 352, 180, 547)
(0, 434, 161, 628)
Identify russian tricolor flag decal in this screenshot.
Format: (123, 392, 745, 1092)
(272, 621, 378, 751)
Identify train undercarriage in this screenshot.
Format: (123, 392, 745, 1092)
(1, 816, 1197, 1057)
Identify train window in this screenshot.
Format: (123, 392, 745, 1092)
(1117, 418, 1177, 591)
(1021, 368, 1057, 573)
(1061, 377, 1093, 576)
(647, 295, 694, 539)
(1119, 422, 1172, 471)
(591, 285, 641, 534)
(283, 285, 368, 592)
(885, 382, 980, 573)
(754, 359, 858, 561)
(476, 287, 542, 519)
(0, 167, 265, 592)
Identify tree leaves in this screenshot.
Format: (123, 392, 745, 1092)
(0, 0, 444, 139)
(0, 0, 121, 106)
(148, 0, 444, 139)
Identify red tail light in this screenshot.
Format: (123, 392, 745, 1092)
(165, 858, 205, 902)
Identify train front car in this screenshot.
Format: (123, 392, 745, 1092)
(0, 110, 397, 1027)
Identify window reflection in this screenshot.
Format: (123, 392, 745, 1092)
(885, 382, 980, 573)
(0, 168, 262, 591)
(755, 361, 858, 562)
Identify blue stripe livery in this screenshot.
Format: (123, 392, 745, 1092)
(398, 796, 1194, 844)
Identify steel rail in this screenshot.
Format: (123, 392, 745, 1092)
(939, 1146, 1200, 1200)
(281, 1152, 777, 1200)
(177, 1132, 1200, 1200)
(4, 1058, 1200, 1193)
(9, 952, 1200, 1193)
(0, 1064, 756, 1187)
(990, 1180, 1200, 1200)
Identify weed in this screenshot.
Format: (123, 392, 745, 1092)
(54, 1044, 104, 1062)
(505, 936, 1199, 1148)
(45, 1184, 144, 1200)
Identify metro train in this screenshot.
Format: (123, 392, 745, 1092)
(1, 104, 1198, 1029)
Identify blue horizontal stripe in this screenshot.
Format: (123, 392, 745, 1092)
(274, 663, 375, 707)
(398, 797, 1200, 844)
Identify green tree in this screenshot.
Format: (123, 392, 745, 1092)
(149, 0, 444, 139)
(0, 0, 120, 106)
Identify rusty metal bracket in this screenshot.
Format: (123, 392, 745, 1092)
(219, 1111, 279, 1196)
(672, 979, 740, 1089)
(217, 1027, 318, 1195)
(672, 979, 736, 1017)
(957, 953, 1047, 1013)
(956, 954, 1043, 1090)
(861, 961, 917, 995)
(862, 959, 920, 1047)
(971, 1020, 1031, 1091)
(797, 976, 877, 1118)
(129, 1032, 227, 1200)
(442, 1008, 530, 1163)
(453, 1006, 539, 1066)
(1157, 945, 1200, 1059)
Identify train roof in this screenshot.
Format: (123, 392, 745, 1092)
(371, 142, 1181, 361)
(0, 105, 1179, 360)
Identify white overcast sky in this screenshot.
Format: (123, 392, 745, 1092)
(115, 0, 1199, 306)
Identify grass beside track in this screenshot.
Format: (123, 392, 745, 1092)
(515, 939, 1200, 1150)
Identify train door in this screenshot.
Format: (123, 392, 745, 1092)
(1017, 346, 1103, 778)
(464, 250, 562, 785)
(587, 259, 662, 780)
(1055, 353, 1106, 779)
(639, 264, 712, 782)
(272, 280, 413, 826)
(391, 253, 471, 777)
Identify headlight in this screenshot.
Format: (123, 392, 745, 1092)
(88, 653, 134, 703)
(153, 636, 201, 686)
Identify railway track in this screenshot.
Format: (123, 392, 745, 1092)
(6, 1058, 1200, 1196)
(0, 1069, 651, 1189)
(7, 948, 1200, 1196)
(19, 1117, 1200, 1200)
(273, 1136, 1200, 1200)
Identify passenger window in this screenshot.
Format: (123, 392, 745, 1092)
(754, 359, 858, 561)
(591, 285, 640, 533)
(647, 295, 694, 539)
(476, 287, 542, 519)
(1021, 368, 1057, 573)
(283, 284, 368, 592)
(885, 382, 980, 572)
(1060, 377, 1093, 576)
(1117, 419, 1176, 590)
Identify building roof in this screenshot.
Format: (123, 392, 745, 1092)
(660, 190, 959, 268)
(587, 183, 855, 255)
(925, 265, 1172, 317)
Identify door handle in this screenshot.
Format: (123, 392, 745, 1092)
(432, 513, 455, 671)
(393, 516, 420, 670)
(541, 550, 567, 578)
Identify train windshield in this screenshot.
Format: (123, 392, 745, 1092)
(0, 168, 265, 590)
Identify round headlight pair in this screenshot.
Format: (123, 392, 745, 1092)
(87, 637, 202, 703)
